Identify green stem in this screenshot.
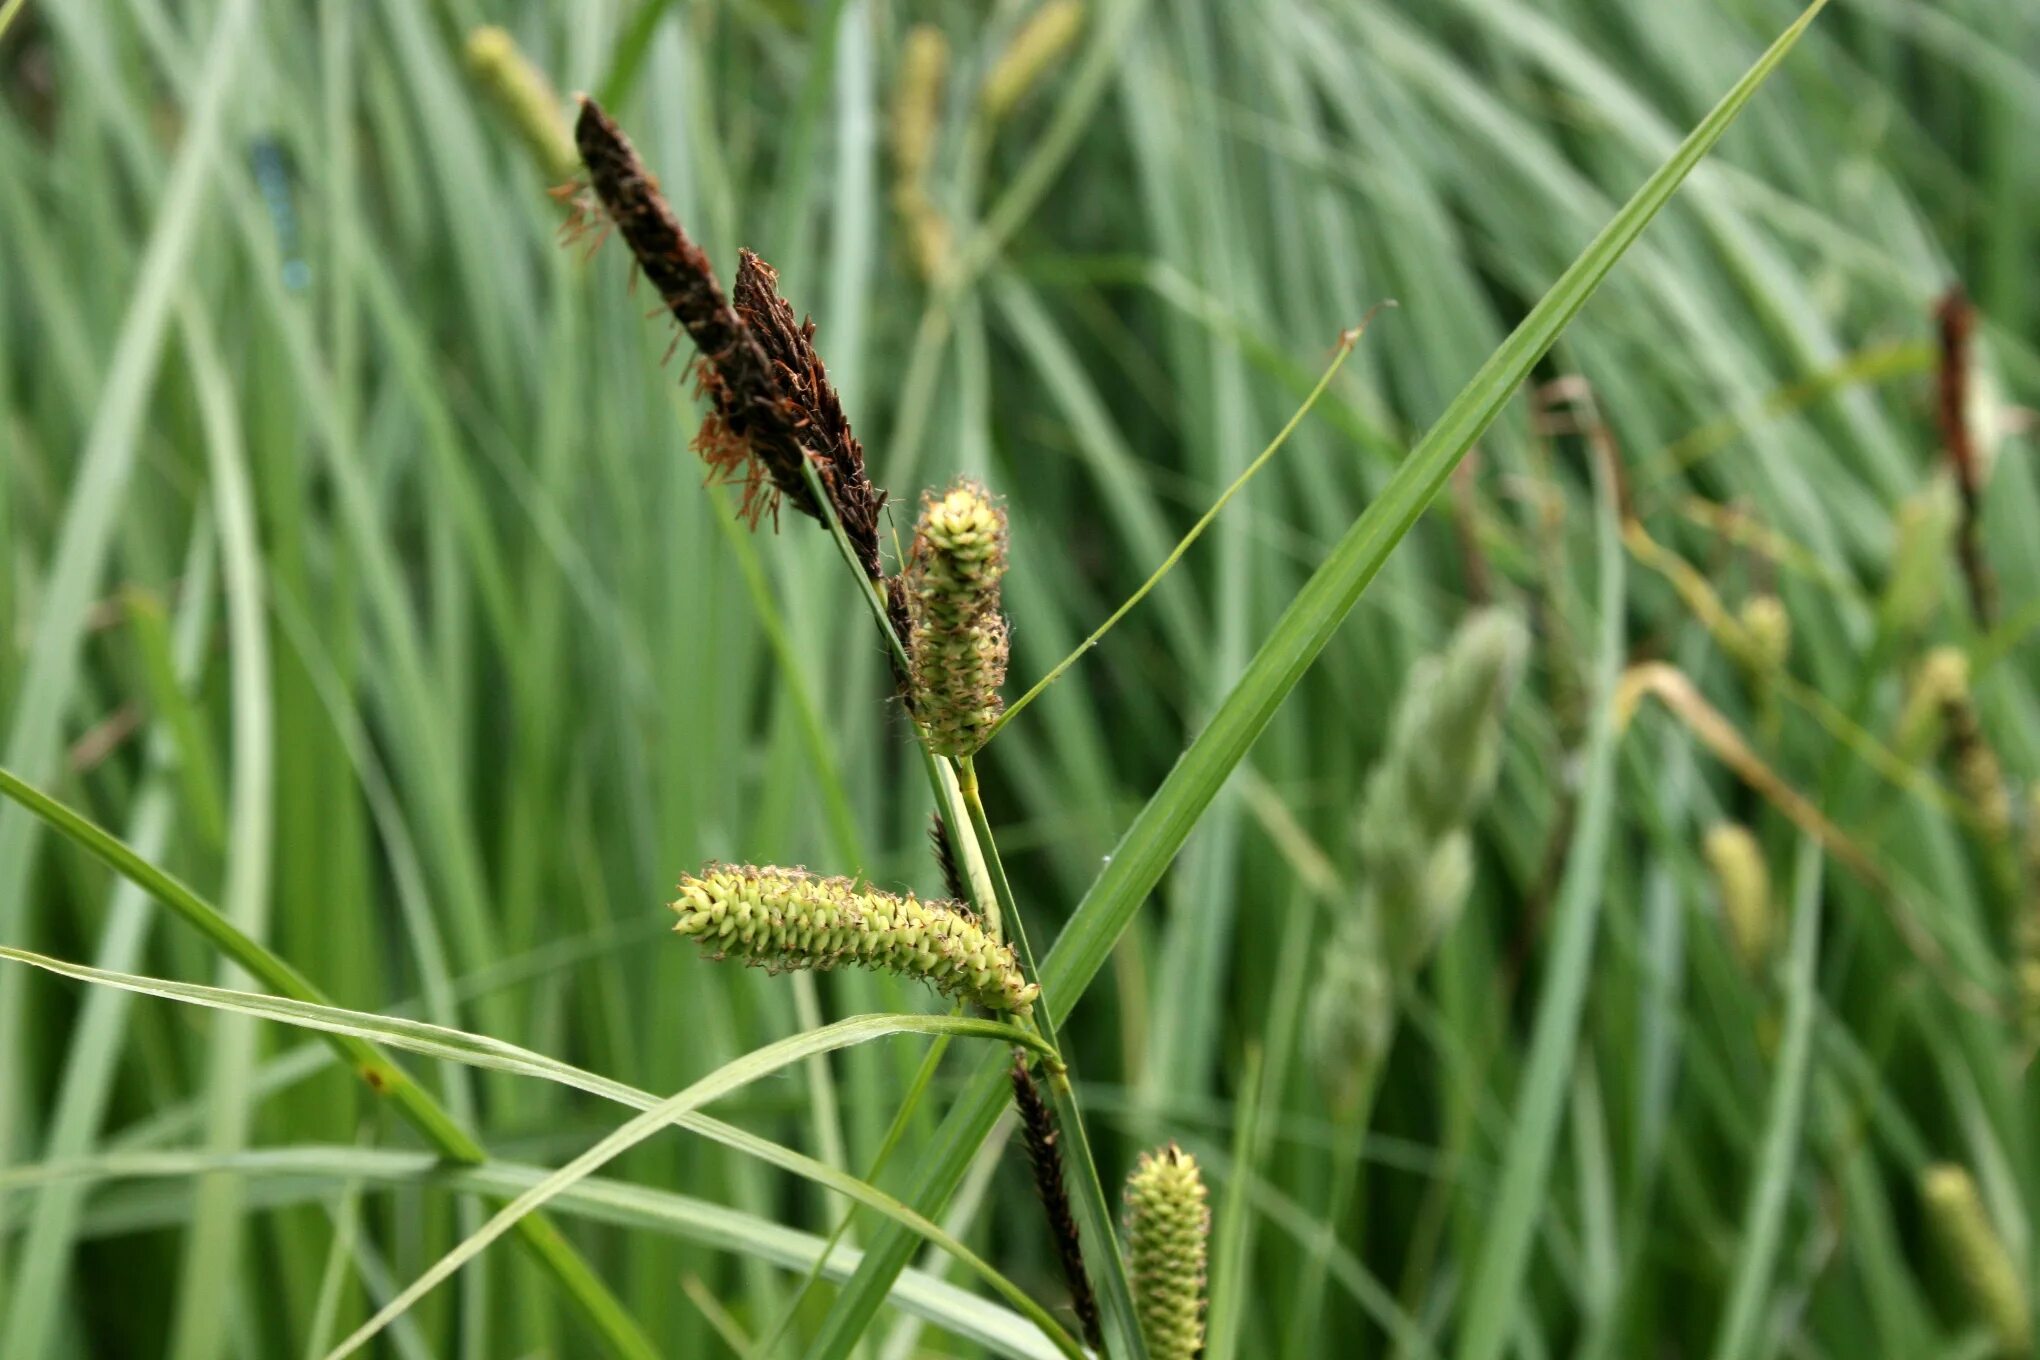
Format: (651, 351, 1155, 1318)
(1287, 1081, 1378, 1353)
(0, 767, 660, 1360)
(788, 420, 1153, 1358)
(958, 760, 1149, 1357)
(1042, 1062, 1151, 1360)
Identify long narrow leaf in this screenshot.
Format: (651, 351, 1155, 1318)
(1450, 416, 1626, 1360)
(0, 1146, 1066, 1360)
(0, 771, 658, 1359)
(0, 946, 1071, 1358)
(321, 1013, 1082, 1360)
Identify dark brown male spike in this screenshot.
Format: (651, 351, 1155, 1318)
(1009, 1054, 1103, 1351)
(573, 96, 824, 526)
(733, 249, 887, 581)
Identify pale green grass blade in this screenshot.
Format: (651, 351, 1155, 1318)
(1449, 442, 1623, 1360)
(0, 943, 1067, 1352)
(0, 525, 215, 1359)
(166, 297, 277, 1360)
(0, 0, 254, 1210)
(1205, 1046, 1267, 1360)
(320, 1012, 1080, 1360)
(0, 1145, 1070, 1360)
(1708, 836, 1827, 1360)
(0, 770, 658, 1359)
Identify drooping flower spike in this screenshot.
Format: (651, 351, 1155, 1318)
(670, 864, 1037, 1015)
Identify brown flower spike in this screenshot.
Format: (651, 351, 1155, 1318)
(573, 97, 883, 578)
(1010, 1055, 1103, 1350)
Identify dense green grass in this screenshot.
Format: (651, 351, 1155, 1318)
(3, 1, 2037, 1356)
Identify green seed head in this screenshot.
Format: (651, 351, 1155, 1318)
(1310, 905, 1392, 1114)
(1123, 1143, 1209, 1360)
(465, 26, 578, 181)
(979, 1, 1087, 123)
(670, 865, 1038, 1015)
(1921, 1163, 2032, 1356)
(904, 479, 1010, 756)
(891, 26, 949, 185)
(1738, 594, 1791, 673)
(1703, 823, 1773, 973)
(1899, 646, 1972, 751)
(1354, 609, 1527, 969)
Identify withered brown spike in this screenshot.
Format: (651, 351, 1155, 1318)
(1010, 1056, 1103, 1351)
(573, 97, 823, 522)
(732, 248, 886, 581)
(1934, 285, 1996, 627)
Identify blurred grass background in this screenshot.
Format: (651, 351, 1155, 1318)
(2, 0, 2037, 1356)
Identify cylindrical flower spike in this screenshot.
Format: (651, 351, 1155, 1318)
(889, 26, 954, 281)
(670, 865, 1037, 1015)
(1123, 1143, 1209, 1360)
(1703, 823, 1773, 973)
(1738, 594, 1791, 673)
(1309, 910, 1392, 1115)
(465, 27, 578, 181)
(979, 1, 1087, 123)
(904, 479, 1010, 756)
(1921, 1163, 2032, 1357)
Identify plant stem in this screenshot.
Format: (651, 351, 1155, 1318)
(0, 767, 660, 1360)
(958, 759, 1152, 1357)
(790, 411, 1153, 1356)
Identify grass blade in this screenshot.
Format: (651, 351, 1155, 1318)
(0, 1145, 1068, 1360)
(0, 771, 659, 1360)
(1449, 428, 1625, 1360)
(0, 944, 1070, 1355)
(1708, 838, 1826, 1360)
(318, 1013, 1080, 1360)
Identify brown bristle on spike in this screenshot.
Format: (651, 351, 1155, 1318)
(573, 97, 821, 526)
(732, 249, 886, 581)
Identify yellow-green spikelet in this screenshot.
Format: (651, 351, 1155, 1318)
(979, 1, 1087, 123)
(464, 26, 578, 181)
(904, 479, 1010, 756)
(1921, 1163, 2033, 1356)
(1703, 823, 1773, 972)
(1123, 1143, 1209, 1360)
(670, 865, 1037, 1015)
